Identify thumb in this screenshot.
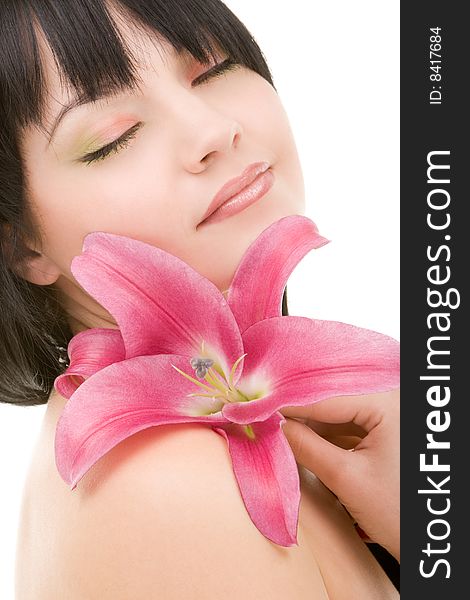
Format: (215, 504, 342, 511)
(282, 418, 352, 487)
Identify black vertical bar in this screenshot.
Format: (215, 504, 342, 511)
(401, 2, 467, 597)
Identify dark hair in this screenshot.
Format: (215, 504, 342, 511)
(0, 0, 288, 406)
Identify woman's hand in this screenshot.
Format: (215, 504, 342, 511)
(280, 389, 400, 562)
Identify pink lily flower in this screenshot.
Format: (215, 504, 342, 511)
(54, 215, 400, 547)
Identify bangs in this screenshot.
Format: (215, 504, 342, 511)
(0, 0, 273, 135)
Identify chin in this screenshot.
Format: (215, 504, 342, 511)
(196, 191, 305, 264)
(252, 193, 305, 229)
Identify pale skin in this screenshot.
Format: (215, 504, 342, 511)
(20, 19, 305, 332)
(15, 8, 398, 598)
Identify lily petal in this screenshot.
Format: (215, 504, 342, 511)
(213, 411, 300, 547)
(226, 216, 330, 333)
(71, 232, 245, 379)
(222, 316, 400, 424)
(55, 354, 229, 490)
(54, 328, 125, 399)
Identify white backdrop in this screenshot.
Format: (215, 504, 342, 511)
(0, 1, 399, 597)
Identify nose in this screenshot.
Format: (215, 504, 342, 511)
(171, 91, 243, 173)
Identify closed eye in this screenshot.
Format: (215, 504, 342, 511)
(79, 122, 142, 165)
(79, 58, 240, 166)
(191, 58, 239, 86)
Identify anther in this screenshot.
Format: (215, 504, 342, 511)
(190, 357, 214, 379)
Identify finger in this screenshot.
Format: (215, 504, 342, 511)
(281, 418, 352, 485)
(320, 435, 363, 450)
(280, 389, 399, 431)
(307, 421, 366, 439)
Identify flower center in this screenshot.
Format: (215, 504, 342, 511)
(170, 340, 265, 439)
(171, 341, 251, 405)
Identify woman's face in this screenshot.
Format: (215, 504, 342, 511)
(21, 21, 305, 334)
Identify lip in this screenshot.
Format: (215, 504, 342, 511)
(199, 161, 274, 225)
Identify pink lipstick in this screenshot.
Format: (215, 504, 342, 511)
(199, 161, 274, 226)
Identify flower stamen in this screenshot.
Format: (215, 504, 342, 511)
(243, 424, 256, 440)
(204, 368, 230, 395)
(170, 364, 215, 392)
(229, 353, 247, 389)
(173, 343, 263, 410)
(190, 357, 214, 379)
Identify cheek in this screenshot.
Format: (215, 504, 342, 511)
(28, 140, 188, 278)
(235, 76, 295, 150)
(231, 76, 303, 186)
(259, 97, 301, 168)
(43, 163, 169, 238)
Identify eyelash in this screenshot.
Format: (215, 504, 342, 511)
(80, 58, 239, 166)
(80, 123, 141, 166)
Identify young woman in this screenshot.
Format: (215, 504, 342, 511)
(1, 1, 398, 597)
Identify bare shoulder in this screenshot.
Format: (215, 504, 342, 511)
(66, 423, 328, 599)
(17, 391, 397, 599)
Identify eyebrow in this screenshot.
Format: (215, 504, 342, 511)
(45, 89, 126, 146)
